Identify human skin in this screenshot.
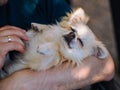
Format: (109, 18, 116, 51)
(0, 25, 29, 69)
(0, 56, 114, 90)
(0, 26, 115, 90)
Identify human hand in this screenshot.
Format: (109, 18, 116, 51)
(0, 25, 29, 69)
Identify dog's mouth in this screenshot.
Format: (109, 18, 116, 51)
(63, 31, 84, 48)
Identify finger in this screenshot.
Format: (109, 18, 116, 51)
(2, 42, 25, 55)
(0, 25, 28, 40)
(0, 29, 29, 41)
(0, 25, 26, 32)
(0, 36, 25, 46)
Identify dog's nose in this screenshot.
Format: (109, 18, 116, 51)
(63, 32, 75, 44)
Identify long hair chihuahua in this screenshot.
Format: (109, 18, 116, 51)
(0, 8, 108, 78)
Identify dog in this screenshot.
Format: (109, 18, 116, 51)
(0, 8, 108, 78)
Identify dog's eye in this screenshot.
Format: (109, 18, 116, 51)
(77, 38, 84, 47)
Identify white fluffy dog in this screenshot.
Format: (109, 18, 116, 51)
(1, 8, 108, 78)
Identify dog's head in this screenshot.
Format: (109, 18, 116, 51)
(58, 8, 108, 64)
(28, 8, 108, 67)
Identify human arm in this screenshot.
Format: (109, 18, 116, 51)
(0, 55, 115, 90)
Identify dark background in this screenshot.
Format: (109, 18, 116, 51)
(110, 0, 120, 73)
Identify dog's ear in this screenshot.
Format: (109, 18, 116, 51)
(31, 23, 39, 31)
(31, 23, 49, 32)
(69, 8, 89, 25)
(93, 41, 108, 59)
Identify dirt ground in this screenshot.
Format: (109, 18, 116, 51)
(69, 0, 117, 61)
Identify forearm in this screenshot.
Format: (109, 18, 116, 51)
(33, 55, 115, 90)
(0, 55, 114, 90)
(62, 55, 115, 89)
(37, 55, 115, 90)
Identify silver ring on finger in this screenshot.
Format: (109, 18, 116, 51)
(7, 36, 12, 42)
